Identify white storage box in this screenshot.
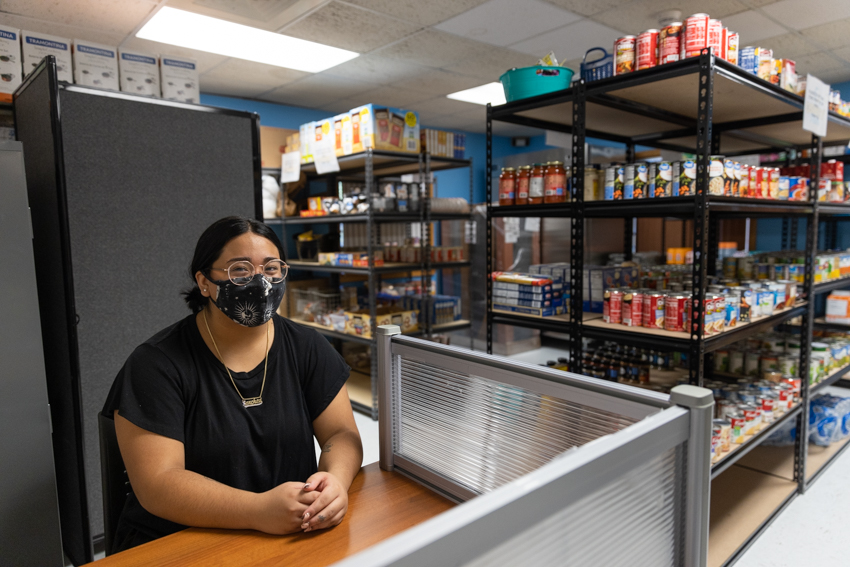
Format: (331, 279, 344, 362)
(73, 40, 118, 90)
(159, 55, 199, 103)
(21, 31, 72, 82)
(118, 49, 160, 97)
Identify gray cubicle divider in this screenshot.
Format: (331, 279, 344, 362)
(350, 325, 713, 567)
(13, 56, 261, 565)
(0, 141, 64, 566)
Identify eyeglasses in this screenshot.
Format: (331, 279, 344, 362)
(209, 259, 288, 286)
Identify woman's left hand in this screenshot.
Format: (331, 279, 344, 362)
(299, 471, 349, 532)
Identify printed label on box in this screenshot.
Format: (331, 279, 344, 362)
(119, 49, 160, 97)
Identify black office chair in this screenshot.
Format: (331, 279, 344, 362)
(98, 413, 131, 556)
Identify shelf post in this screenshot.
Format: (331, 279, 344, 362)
(790, 217, 799, 250)
(670, 385, 713, 567)
(781, 218, 789, 250)
(797, 134, 822, 492)
(486, 104, 494, 354)
(624, 217, 634, 261)
(625, 141, 635, 164)
(377, 324, 401, 472)
(689, 49, 714, 386)
(366, 149, 379, 420)
(570, 80, 586, 374)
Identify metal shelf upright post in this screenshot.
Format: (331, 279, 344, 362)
(570, 80, 586, 373)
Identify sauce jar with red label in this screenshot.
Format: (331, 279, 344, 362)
(516, 165, 531, 205)
(499, 167, 516, 206)
(544, 161, 568, 203)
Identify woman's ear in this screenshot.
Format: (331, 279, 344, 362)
(195, 271, 213, 298)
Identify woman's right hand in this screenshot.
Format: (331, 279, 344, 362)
(253, 482, 321, 535)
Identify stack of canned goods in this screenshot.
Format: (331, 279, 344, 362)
(614, 14, 739, 76)
(725, 250, 850, 285)
(603, 278, 798, 334)
(602, 158, 811, 201)
(707, 374, 800, 463)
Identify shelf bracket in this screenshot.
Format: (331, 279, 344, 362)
(570, 79, 586, 374)
(486, 104, 494, 355)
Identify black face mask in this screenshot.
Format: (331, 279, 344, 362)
(208, 274, 286, 327)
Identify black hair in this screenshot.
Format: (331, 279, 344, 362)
(182, 216, 286, 313)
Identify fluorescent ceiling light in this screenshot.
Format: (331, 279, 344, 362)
(137, 7, 358, 73)
(446, 82, 506, 106)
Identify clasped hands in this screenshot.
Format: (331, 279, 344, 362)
(256, 471, 348, 535)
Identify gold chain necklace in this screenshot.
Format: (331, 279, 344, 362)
(202, 310, 269, 408)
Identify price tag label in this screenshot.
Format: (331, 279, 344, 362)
(524, 217, 540, 232)
(803, 74, 829, 137)
(504, 217, 520, 244)
(280, 151, 301, 183)
(465, 221, 477, 244)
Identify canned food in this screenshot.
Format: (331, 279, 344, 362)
(726, 31, 739, 64)
(615, 36, 636, 75)
(715, 419, 732, 452)
(634, 163, 648, 198)
(756, 263, 770, 280)
(613, 166, 625, 200)
(678, 160, 696, 195)
(622, 289, 643, 327)
(714, 350, 729, 373)
(604, 166, 616, 200)
(665, 293, 689, 332)
(745, 352, 761, 377)
(738, 163, 750, 196)
(654, 162, 673, 197)
(707, 19, 723, 57)
(761, 355, 779, 372)
(737, 256, 755, 280)
(709, 155, 725, 195)
(683, 13, 709, 59)
(729, 409, 746, 443)
(723, 256, 737, 279)
(763, 370, 784, 383)
(660, 23, 682, 64)
(624, 164, 635, 199)
(643, 292, 665, 329)
(711, 426, 721, 463)
(603, 288, 623, 324)
(761, 393, 777, 424)
(717, 399, 735, 419)
(742, 403, 760, 435)
(768, 168, 780, 199)
(729, 350, 745, 375)
(636, 29, 659, 70)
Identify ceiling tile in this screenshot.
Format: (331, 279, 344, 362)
(259, 73, 378, 107)
(321, 54, 432, 85)
(443, 46, 534, 81)
(815, 67, 850, 85)
(372, 29, 494, 68)
(344, 0, 490, 26)
(281, 1, 421, 53)
(200, 59, 309, 98)
(0, 0, 155, 36)
(120, 37, 230, 74)
(393, 69, 483, 96)
(348, 85, 434, 109)
(0, 12, 126, 45)
(761, 0, 850, 32)
(543, 0, 634, 17)
(792, 52, 849, 79)
(421, 114, 472, 130)
(755, 33, 820, 58)
(436, 0, 581, 47)
(591, 0, 751, 35)
(800, 17, 850, 50)
(511, 19, 622, 62)
(722, 10, 788, 43)
(410, 95, 484, 117)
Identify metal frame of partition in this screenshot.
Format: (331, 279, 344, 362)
(370, 324, 713, 567)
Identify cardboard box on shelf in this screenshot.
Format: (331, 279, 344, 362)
(0, 25, 22, 100)
(118, 49, 160, 97)
(333, 113, 349, 157)
(72, 40, 119, 90)
(21, 30, 73, 82)
(344, 309, 418, 338)
(826, 291, 850, 325)
(260, 125, 295, 169)
(299, 122, 313, 163)
(160, 55, 199, 103)
(349, 104, 420, 154)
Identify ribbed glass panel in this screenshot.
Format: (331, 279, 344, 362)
(464, 446, 682, 567)
(395, 358, 638, 494)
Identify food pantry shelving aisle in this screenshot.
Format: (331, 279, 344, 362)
(264, 149, 473, 419)
(485, 48, 850, 567)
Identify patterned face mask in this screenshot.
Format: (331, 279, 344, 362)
(208, 274, 286, 327)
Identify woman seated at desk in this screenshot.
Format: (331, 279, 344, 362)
(102, 216, 363, 553)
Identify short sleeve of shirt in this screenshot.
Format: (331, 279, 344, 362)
(102, 343, 187, 443)
(295, 324, 350, 421)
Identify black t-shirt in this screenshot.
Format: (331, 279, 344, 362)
(101, 313, 349, 551)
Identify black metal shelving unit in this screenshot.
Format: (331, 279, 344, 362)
(265, 149, 472, 419)
(485, 49, 850, 567)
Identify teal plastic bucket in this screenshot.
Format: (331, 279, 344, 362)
(499, 65, 575, 102)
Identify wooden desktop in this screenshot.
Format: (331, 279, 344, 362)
(89, 463, 454, 566)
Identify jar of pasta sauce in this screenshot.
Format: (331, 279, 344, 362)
(516, 165, 531, 205)
(544, 161, 568, 203)
(529, 163, 545, 205)
(498, 167, 516, 206)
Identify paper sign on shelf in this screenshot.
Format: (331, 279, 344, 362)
(280, 151, 301, 183)
(524, 217, 540, 232)
(803, 74, 829, 138)
(504, 217, 520, 244)
(313, 145, 340, 175)
(465, 221, 477, 244)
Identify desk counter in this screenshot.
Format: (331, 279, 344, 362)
(90, 463, 454, 566)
